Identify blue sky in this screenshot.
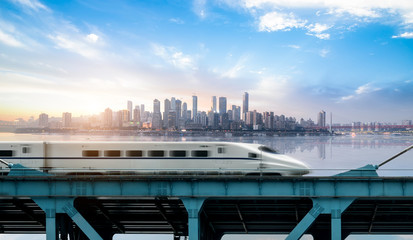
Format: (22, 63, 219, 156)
(0, 0, 412, 123)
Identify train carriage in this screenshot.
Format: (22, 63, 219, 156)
(0, 141, 310, 176)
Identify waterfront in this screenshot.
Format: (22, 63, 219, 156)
(0, 133, 412, 240)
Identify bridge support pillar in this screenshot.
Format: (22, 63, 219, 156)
(286, 198, 355, 240)
(33, 197, 104, 240)
(181, 198, 205, 240)
(45, 209, 57, 240)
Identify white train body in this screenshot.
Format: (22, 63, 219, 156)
(0, 141, 310, 176)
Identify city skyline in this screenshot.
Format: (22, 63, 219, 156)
(1, 0, 413, 123)
(3, 91, 412, 126)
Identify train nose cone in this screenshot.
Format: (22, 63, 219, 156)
(280, 155, 311, 175)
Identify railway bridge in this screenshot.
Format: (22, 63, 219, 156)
(1, 164, 413, 240)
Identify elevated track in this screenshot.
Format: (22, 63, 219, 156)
(1, 166, 413, 240)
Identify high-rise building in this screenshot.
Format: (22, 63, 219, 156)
(182, 102, 188, 122)
(104, 108, 113, 128)
(175, 99, 182, 123)
(170, 97, 176, 111)
(62, 112, 72, 128)
(212, 96, 217, 112)
(133, 106, 140, 123)
(39, 113, 48, 128)
(168, 111, 177, 129)
(127, 100, 133, 121)
(242, 92, 249, 121)
(140, 104, 145, 121)
(232, 105, 241, 122)
(152, 99, 162, 129)
(163, 99, 171, 128)
(219, 97, 227, 115)
(192, 95, 198, 120)
(317, 110, 326, 127)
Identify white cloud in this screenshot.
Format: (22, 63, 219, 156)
(48, 33, 101, 59)
(259, 11, 307, 32)
(355, 83, 381, 94)
(169, 18, 184, 24)
(308, 23, 331, 33)
(152, 44, 196, 70)
(10, 0, 49, 11)
(193, 0, 207, 19)
(340, 82, 381, 101)
(306, 23, 331, 39)
(86, 33, 99, 43)
(239, 0, 413, 38)
(287, 44, 301, 49)
(392, 32, 413, 38)
(331, 7, 380, 18)
(319, 48, 329, 57)
(0, 29, 25, 48)
(221, 56, 248, 79)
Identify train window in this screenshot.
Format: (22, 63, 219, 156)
(22, 146, 31, 154)
(248, 153, 258, 158)
(258, 146, 279, 154)
(82, 150, 100, 157)
(0, 150, 13, 157)
(104, 150, 121, 157)
(148, 150, 164, 157)
(170, 150, 186, 157)
(191, 150, 209, 157)
(217, 147, 225, 154)
(126, 150, 143, 157)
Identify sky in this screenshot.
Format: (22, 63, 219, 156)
(0, 0, 413, 124)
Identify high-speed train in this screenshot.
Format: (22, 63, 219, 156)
(0, 141, 310, 176)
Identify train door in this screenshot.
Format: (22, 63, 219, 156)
(17, 143, 45, 170)
(214, 145, 228, 170)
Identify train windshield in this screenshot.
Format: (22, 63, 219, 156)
(258, 146, 279, 154)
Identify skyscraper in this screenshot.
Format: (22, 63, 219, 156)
(242, 92, 249, 121)
(39, 113, 48, 128)
(152, 99, 162, 129)
(175, 99, 182, 123)
(171, 97, 176, 111)
(219, 97, 227, 115)
(212, 96, 217, 112)
(127, 100, 132, 121)
(182, 102, 188, 122)
(317, 110, 326, 127)
(192, 95, 198, 120)
(133, 106, 140, 123)
(140, 104, 145, 121)
(163, 99, 171, 128)
(104, 108, 113, 128)
(62, 112, 72, 128)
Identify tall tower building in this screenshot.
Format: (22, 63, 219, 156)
(175, 99, 182, 121)
(192, 95, 198, 120)
(39, 113, 48, 128)
(317, 110, 326, 127)
(219, 97, 227, 115)
(171, 97, 176, 111)
(242, 92, 249, 121)
(152, 99, 162, 129)
(212, 96, 217, 112)
(182, 102, 188, 122)
(104, 108, 113, 128)
(127, 101, 133, 121)
(62, 112, 72, 128)
(133, 106, 140, 123)
(163, 99, 171, 128)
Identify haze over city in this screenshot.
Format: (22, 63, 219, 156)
(1, 0, 413, 123)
